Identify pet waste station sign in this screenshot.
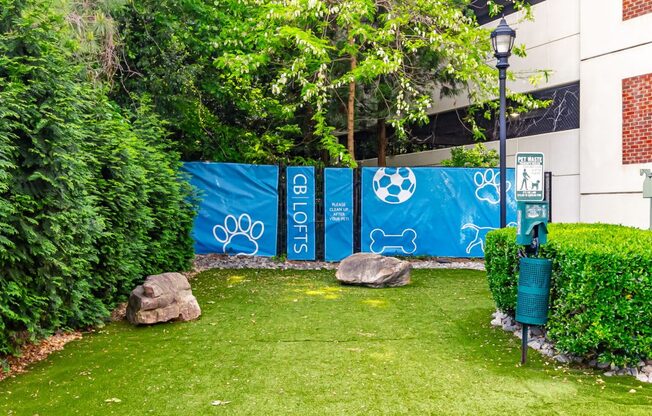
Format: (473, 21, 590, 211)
(515, 152, 544, 202)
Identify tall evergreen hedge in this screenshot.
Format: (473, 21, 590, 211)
(0, 0, 195, 355)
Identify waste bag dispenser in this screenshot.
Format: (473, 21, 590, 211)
(516, 201, 548, 246)
(515, 201, 552, 364)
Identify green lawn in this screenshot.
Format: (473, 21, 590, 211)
(1, 269, 651, 415)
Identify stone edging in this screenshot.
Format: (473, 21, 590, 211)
(191, 254, 486, 273)
(491, 310, 652, 383)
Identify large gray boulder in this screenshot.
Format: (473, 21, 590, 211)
(336, 253, 411, 288)
(127, 273, 201, 325)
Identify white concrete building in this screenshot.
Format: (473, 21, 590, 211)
(359, 0, 652, 229)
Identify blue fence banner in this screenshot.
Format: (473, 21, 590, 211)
(324, 168, 354, 261)
(361, 167, 516, 258)
(182, 162, 279, 257)
(286, 166, 316, 260)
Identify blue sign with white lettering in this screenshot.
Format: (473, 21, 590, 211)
(182, 162, 279, 257)
(324, 168, 354, 261)
(361, 167, 516, 257)
(286, 167, 316, 260)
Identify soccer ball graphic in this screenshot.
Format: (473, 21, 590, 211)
(372, 167, 417, 204)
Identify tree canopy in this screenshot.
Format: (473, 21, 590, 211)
(113, 0, 546, 166)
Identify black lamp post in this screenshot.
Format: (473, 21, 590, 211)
(491, 18, 516, 228)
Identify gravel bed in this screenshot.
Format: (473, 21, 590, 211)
(491, 310, 652, 383)
(192, 254, 485, 272)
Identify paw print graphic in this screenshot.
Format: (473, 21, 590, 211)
(212, 214, 265, 256)
(474, 170, 512, 205)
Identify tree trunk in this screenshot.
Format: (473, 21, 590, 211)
(347, 37, 357, 161)
(377, 118, 387, 167)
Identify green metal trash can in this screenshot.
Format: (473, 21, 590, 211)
(516, 257, 552, 326)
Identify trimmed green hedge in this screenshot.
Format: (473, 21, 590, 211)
(486, 223, 652, 366)
(0, 1, 195, 355)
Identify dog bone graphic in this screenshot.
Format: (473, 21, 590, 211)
(369, 228, 417, 254)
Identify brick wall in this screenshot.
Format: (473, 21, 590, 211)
(623, 0, 652, 20)
(622, 73, 652, 164)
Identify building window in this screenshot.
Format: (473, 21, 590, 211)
(623, 0, 652, 21)
(622, 74, 652, 164)
(352, 82, 580, 160)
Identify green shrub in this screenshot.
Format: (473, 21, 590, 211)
(484, 227, 520, 313)
(441, 144, 499, 167)
(486, 223, 652, 366)
(0, 0, 195, 355)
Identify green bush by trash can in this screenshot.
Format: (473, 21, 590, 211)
(516, 257, 552, 326)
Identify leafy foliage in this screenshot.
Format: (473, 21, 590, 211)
(486, 224, 652, 366)
(115, 0, 549, 165)
(261, 0, 548, 164)
(64, 0, 125, 84)
(0, 0, 195, 355)
(441, 144, 499, 167)
(115, 0, 306, 163)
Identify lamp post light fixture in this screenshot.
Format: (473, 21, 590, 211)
(491, 17, 516, 229)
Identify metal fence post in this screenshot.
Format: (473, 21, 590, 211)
(544, 171, 553, 223)
(277, 163, 287, 257)
(315, 167, 325, 260)
(354, 167, 362, 253)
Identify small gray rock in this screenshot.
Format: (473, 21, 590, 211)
(540, 348, 555, 357)
(336, 253, 411, 288)
(636, 373, 650, 383)
(603, 371, 615, 377)
(528, 340, 543, 350)
(529, 327, 544, 337)
(597, 362, 611, 370)
(553, 354, 571, 364)
(642, 365, 652, 375)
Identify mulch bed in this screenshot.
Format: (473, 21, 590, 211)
(0, 332, 82, 382)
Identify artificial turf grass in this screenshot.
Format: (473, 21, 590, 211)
(1, 269, 651, 415)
